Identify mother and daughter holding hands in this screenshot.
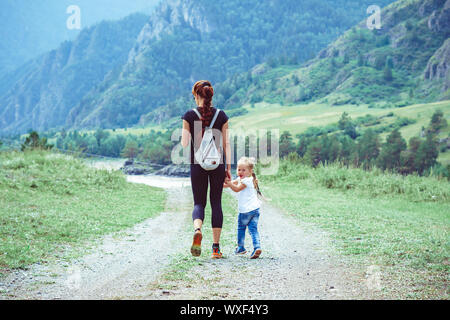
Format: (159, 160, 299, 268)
(181, 80, 263, 260)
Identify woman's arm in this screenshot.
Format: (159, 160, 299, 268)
(181, 120, 190, 148)
(222, 121, 232, 179)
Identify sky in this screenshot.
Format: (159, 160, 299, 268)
(0, 0, 161, 73)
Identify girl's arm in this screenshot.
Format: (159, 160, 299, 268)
(227, 180, 247, 193)
(223, 178, 238, 189)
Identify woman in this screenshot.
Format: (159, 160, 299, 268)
(181, 80, 232, 259)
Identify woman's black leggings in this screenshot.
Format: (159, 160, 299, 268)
(190, 163, 225, 228)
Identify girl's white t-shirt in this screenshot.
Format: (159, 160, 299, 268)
(237, 176, 261, 213)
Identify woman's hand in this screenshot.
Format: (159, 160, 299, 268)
(225, 167, 232, 181)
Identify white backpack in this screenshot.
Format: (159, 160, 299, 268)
(192, 108, 222, 170)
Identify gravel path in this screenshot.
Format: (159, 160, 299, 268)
(0, 175, 381, 300)
(141, 190, 380, 300)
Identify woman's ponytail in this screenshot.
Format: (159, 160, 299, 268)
(192, 80, 214, 127)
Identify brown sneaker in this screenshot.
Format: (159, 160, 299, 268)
(190, 230, 202, 257)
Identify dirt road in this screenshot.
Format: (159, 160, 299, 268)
(0, 175, 381, 300)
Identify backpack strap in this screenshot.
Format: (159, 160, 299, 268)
(192, 108, 221, 129)
(209, 108, 220, 129)
(192, 108, 202, 120)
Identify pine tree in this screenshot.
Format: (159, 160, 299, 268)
(377, 129, 407, 171)
(338, 112, 351, 130)
(383, 65, 393, 82)
(399, 136, 421, 174)
(414, 133, 439, 175)
(296, 135, 310, 157)
(338, 112, 357, 139)
(357, 129, 380, 169)
(21, 131, 53, 151)
(428, 109, 447, 135)
(279, 131, 296, 158)
(305, 139, 322, 167)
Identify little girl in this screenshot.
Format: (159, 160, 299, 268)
(224, 156, 263, 259)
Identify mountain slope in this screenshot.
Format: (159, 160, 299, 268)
(217, 0, 450, 109)
(0, 0, 399, 134)
(66, 0, 394, 129)
(0, 13, 149, 134)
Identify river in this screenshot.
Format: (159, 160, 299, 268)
(85, 159, 190, 189)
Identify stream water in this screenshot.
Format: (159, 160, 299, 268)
(85, 159, 190, 189)
(126, 174, 190, 189)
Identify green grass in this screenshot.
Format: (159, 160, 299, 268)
(0, 149, 166, 270)
(230, 100, 450, 140)
(260, 160, 450, 299)
(229, 99, 450, 165)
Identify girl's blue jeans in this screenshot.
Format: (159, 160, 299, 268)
(237, 208, 261, 250)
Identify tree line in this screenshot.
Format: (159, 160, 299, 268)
(7, 109, 448, 179)
(279, 110, 448, 177)
(53, 129, 176, 165)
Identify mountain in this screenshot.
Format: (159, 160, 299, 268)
(0, 0, 395, 134)
(68, 0, 394, 129)
(215, 0, 450, 110)
(0, 0, 160, 75)
(0, 13, 149, 134)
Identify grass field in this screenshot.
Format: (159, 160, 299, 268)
(0, 150, 166, 271)
(260, 160, 450, 299)
(230, 100, 450, 138)
(66, 100, 448, 139)
(230, 99, 450, 165)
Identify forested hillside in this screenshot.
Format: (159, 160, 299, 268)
(72, 0, 393, 129)
(0, 0, 393, 134)
(205, 0, 450, 112)
(0, 13, 149, 134)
